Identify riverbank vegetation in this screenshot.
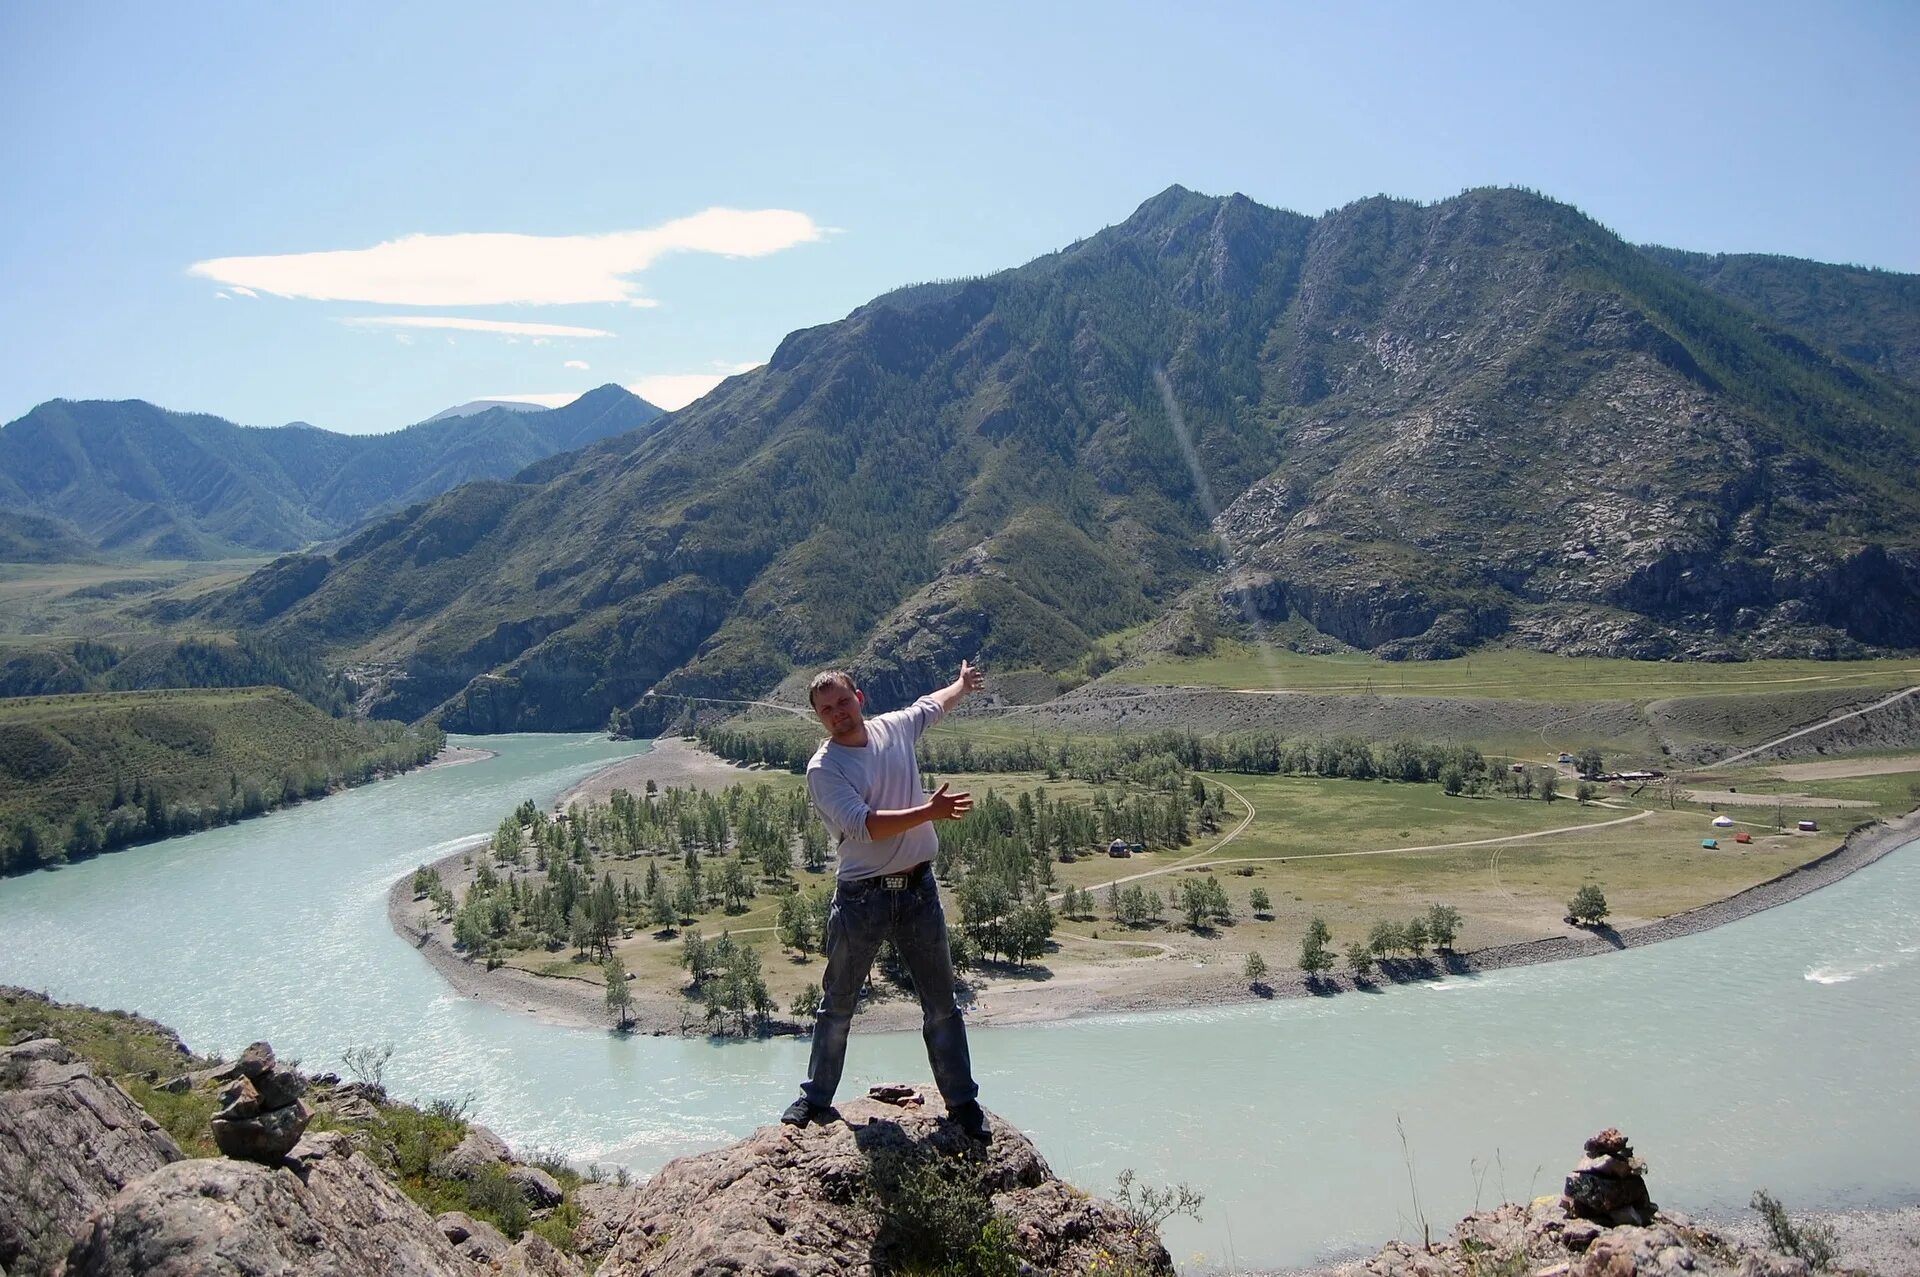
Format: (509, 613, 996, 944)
(0, 687, 442, 876)
(426, 732, 1920, 1032)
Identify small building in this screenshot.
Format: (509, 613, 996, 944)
(1735, 832, 1752, 844)
(1107, 838, 1130, 858)
(1797, 819, 1819, 833)
(1701, 838, 1719, 849)
(1557, 753, 1574, 764)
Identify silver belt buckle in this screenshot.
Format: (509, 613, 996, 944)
(882, 873, 909, 891)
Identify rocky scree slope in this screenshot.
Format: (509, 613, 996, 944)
(190, 186, 1920, 731)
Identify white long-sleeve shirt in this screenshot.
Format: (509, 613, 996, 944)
(805, 695, 944, 881)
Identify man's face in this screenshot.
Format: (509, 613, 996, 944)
(811, 681, 865, 738)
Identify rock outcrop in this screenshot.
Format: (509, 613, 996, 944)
(0, 1037, 184, 1274)
(209, 1041, 311, 1163)
(1339, 1129, 1815, 1277)
(66, 1130, 483, 1276)
(596, 1084, 1170, 1277)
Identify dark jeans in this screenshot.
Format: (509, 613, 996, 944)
(800, 867, 978, 1110)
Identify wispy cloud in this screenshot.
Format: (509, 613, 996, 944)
(189, 208, 823, 306)
(342, 316, 615, 338)
(230, 285, 258, 298)
(564, 360, 590, 370)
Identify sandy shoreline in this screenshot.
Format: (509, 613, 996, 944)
(389, 740, 1920, 1036)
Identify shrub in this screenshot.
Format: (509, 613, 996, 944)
(863, 1148, 1021, 1277)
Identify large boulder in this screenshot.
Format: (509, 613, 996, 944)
(595, 1085, 1170, 1277)
(0, 1038, 184, 1273)
(64, 1131, 477, 1276)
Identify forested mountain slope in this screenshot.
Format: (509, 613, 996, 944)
(0, 385, 661, 559)
(191, 186, 1920, 731)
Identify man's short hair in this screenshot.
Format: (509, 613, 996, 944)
(808, 669, 858, 707)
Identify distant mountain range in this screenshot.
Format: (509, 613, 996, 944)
(420, 399, 551, 424)
(0, 386, 662, 560)
(161, 186, 1920, 729)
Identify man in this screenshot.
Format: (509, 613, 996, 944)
(782, 661, 989, 1140)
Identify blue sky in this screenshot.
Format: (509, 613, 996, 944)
(1, 1, 1915, 433)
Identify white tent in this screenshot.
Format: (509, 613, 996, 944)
(1712, 815, 1735, 828)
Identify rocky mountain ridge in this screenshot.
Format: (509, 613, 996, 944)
(183, 185, 1920, 729)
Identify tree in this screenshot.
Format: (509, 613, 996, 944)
(1440, 764, 1466, 797)
(1344, 940, 1374, 981)
(790, 981, 822, 1023)
(1402, 916, 1430, 957)
(1244, 950, 1269, 990)
(1176, 879, 1213, 931)
(1575, 780, 1596, 805)
(776, 890, 815, 956)
(1299, 916, 1334, 981)
(1539, 772, 1559, 804)
(1424, 903, 1462, 951)
(1568, 884, 1610, 925)
(1249, 887, 1271, 916)
(604, 957, 634, 1031)
(1368, 919, 1404, 958)
(680, 930, 710, 984)
(1576, 748, 1604, 779)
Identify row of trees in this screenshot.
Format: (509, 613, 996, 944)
(2, 728, 443, 876)
(1244, 903, 1468, 989)
(700, 725, 1502, 791)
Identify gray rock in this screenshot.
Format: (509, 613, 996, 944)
(235, 1042, 276, 1080)
(595, 1086, 1169, 1277)
(444, 1212, 509, 1263)
(211, 1098, 311, 1163)
(0, 1039, 183, 1272)
(499, 1233, 584, 1276)
(65, 1130, 477, 1276)
(433, 1125, 513, 1180)
(509, 1165, 565, 1209)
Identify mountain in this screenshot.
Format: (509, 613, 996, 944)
(191, 186, 1920, 731)
(1639, 246, 1920, 390)
(419, 398, 551, 423)
(0, 385, 662, 560)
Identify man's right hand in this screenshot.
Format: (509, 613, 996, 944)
(927, 782, 973, 821)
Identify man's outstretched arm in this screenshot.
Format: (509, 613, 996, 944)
(864, 783, 972, 840)
(926, 659, 985, 715)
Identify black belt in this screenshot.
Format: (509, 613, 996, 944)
(859, 862, 931, 891)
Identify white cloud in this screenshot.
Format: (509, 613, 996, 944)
(628, 374, 726, 410)
(343, 316, 615, 338)
(213, 291, 231, 300)
(565, 360, 590, 370)
(230, 285, 258, 298)
(188, 207, 823, 306)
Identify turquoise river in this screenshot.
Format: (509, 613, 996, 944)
(0, 734, 1915, 1269)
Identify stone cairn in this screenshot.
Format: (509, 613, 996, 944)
(210, 1041, 310, 1163)
(1563, 1127, 1657, 1228)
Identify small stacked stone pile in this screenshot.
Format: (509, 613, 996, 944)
(210, 1040, 310, 1163)
(1563, 1127, 1657, 1228)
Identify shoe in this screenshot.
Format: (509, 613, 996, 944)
(947, 1100, 991, 1143)
(781, 1097, 837, 1127)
